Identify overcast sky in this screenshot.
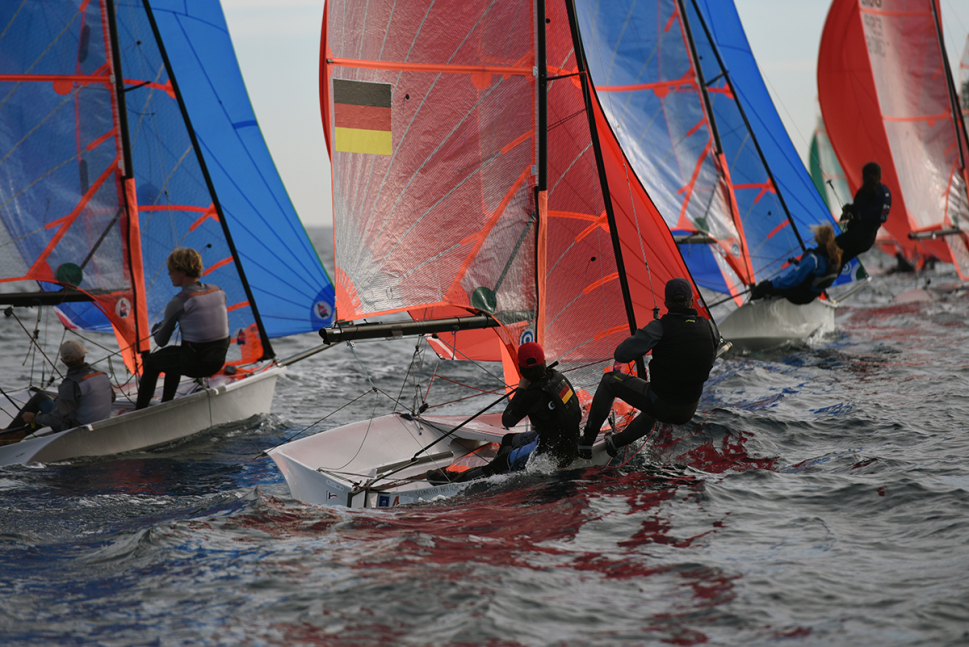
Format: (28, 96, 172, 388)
(221, 0, 969, 228)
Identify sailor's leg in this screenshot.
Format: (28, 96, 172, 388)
(3, 391, 53, 430)
(610, 410, 658, 450)
(136, 347, 182, 409)
(611, 395, 699, 452)
(582, 372, 650, 441)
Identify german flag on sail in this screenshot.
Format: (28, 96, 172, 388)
(333, 79, 392, 155)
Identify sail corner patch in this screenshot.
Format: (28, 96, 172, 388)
(333, 80, 392, 155)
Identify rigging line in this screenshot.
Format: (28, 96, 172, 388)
(424, 332, 509, 386)
(258, 387, 379, 455)
(706, 285, 754, 308)
(363, 389, 514, 488)
(6, 307, 63, 381)
(0, 386, 22, 419)
(394, 337, 426, 414)
(423, 387, 506, 410)
(346, 340, 378, 391)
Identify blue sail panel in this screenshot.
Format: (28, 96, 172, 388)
(149, 0, 335, 337)
(575, 0, 748, 295)
(689, 0, 858, 285)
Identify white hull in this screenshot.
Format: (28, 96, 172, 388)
(718, 297, 836, 353)
(0, 366, 282, 467)
(268, 413, 611, 508)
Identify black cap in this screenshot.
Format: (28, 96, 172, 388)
(665, 278, 693, 303)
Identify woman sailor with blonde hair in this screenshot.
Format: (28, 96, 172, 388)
(750, 224, 843, 305)
(135, 248, 230, 409)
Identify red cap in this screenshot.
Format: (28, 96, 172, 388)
(517, 342, 545, 368)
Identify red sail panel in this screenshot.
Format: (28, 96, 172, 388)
(322, 1, 538, 367)
(539, 1, 702, 393)
(593, 99, 710, 326)
(818, 0, 969, 275)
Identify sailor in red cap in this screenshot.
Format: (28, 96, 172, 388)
(427, 341, 581, 484)
(579, 278, 720, 458)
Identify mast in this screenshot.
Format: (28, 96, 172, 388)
(142, 0, 275, 360)
(929, 0, 969, 175)
(563, 0, 639, 335)
(564, 0, 646, 377)
(675, 0, 728, 163)
(536, 0, 548, 195)
(104, 0, 150, 355)
(685, 0, 808, 253)
(674, 0, 752, 285)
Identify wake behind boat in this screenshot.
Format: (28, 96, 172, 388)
(0, 1, 335, 466)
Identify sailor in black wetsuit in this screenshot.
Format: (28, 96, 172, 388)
(579, 278, 719, 458)
(135, 248, 230, 409)
(836, 161, 891, 265)
(3, 340, 114, 438)
(426, 342, 581, 484)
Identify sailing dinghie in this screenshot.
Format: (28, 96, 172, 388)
(573, 0, 867, 352)
(0, 0, 335, 466)
(818, 0, 969, 282)
(267, 0, 717, 508)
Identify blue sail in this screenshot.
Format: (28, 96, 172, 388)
(149, 1, 334, 337)
(47, 0, 333, 342)
(574, 0, 857, 303)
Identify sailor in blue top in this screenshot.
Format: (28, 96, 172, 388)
(750, 224, 843, 305)
(579, 278, 719, 458)
(836, 161, 891, 266)
(135, 248, 230, 410)
(3, 340, 114, 437)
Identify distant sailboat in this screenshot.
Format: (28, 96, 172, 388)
(572, 0, 863, 352)
(268, 0, 716, 507)
(818, 0, 969, 278)
(0, 0, 335, 465)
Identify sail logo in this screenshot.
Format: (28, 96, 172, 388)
(333, 80, 392, 155)
(315, 301, 331, 321)
(115, 298, 131, 319)
(520, 330, 535, 345)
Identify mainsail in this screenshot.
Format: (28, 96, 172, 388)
(573, 0, 851, 311)
(321, 0, 700, 393)
(0, 1, 334, 371)
(818, 0, 969, 277)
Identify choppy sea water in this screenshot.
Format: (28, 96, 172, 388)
(1, 230, 967, 646)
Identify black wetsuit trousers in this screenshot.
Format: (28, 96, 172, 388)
(583, 371, 698, 449)
(135, 338, 229, 409)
